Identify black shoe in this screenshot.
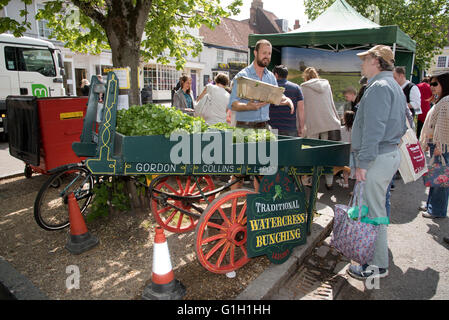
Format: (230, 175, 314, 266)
(390, 184, 395, 191)
(347, 264, 388, 280)
(443, 237, 449, 245)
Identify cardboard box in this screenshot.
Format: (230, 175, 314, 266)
(236, 76, 285, 105)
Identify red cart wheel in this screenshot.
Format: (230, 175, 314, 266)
(195, 188, 255, 274)
(150, 175, 215, 233)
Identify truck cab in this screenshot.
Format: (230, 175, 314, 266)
(0, 33, 65, 140)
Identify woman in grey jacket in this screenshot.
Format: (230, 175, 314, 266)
(172, 75, 195, 113)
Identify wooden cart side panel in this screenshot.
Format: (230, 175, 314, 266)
(86, 72, 119, 175)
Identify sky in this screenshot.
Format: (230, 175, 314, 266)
(220, 0, 310, 30)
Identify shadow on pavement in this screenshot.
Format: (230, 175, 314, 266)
(426, 219, 449, 250)
(338, 249, 440, 300)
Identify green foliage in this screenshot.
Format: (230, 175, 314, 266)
(143, 0, 242, 69)
(116, 104, 208, 137)
(116, 104, 277, 142)
(1, 0, 242, 105)
(87, 176, 130, 222)
(304, 0, 449, 70)
(1, 0, 242, 65)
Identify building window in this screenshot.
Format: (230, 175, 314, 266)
(437, 56, 448, 68)
(144, 64, 180, 91)
(37, 5, 52, 39)
(217, 49, 224, 63)
(234, 52, 244, 62)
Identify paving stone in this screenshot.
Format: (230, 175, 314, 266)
(307, 257, 318, 266)
(315, 245, 330, 258)
(330, 247, 340, 256)
(333, 261, 350, 275)
(322, 236, 332, 246)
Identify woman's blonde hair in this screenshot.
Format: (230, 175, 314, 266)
(302, 67, 319, 81)
(81, 79, 89, 87)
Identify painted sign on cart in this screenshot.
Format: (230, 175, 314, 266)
(246, 168, 307, 264)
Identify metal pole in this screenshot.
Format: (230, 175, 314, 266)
(410, 52, 416, 81)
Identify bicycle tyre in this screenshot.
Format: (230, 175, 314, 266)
(34, 165, 94, 231)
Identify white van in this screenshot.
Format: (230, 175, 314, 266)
(0, 33, 65, 139)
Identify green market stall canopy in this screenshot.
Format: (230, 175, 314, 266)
(248, 0, 416, 76)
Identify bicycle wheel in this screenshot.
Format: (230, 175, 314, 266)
(34, 165, 94, 231)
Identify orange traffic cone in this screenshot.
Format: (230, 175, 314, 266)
(65, 193, 99, 255)
(142, 227, 186, 300)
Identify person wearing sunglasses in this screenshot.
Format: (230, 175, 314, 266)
(419, 72, 449, 221)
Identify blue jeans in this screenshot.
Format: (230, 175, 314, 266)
(426, 144, 449, 217)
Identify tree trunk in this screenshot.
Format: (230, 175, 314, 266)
(108, 37, 141, 106)
(100, 0, 153, 106)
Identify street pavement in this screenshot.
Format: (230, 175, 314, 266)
(1, 140, 448, 300)
(0, 142, 25, 179)
(266, 173, 449, 300)
(337, 176, 449, 300)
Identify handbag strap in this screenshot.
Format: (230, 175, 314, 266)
(356, 181, 365, 220)
(430, 154, 447, 166)
(348, 181, 365, 220)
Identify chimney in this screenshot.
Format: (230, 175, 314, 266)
(250, 0, 264, 26)
(294, 20, 300, 30)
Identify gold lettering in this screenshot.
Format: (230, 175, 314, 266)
(256, 235, 263, 248)
(249, 220, 259, 231)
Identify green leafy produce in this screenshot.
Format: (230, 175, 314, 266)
(116, 104, 208, 138)
(87, 177, 130, 222)
(116, 104, 277, 142)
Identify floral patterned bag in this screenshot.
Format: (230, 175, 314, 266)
(330, 182, 379, 265)
(423, 156, 449, 188)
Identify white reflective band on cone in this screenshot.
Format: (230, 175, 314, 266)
(152, 242, 173, 275)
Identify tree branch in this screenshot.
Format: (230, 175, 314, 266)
(71, 0, 107, 28)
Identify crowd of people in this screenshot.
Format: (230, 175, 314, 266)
(169, 38, 449, 280)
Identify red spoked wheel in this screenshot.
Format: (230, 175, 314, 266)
(195, 188, 255, 274)
(150, 175, 216, 233)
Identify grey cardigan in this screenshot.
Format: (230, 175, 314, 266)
(351, 71, 407, 169)
(173, 88, 195, 111)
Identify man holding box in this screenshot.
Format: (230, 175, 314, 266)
(228, 39, 294, 191)
(228, 39, 294, 129)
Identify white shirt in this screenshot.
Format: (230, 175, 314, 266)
(197, 84, 230, 125)
(401, 80, 422, 115)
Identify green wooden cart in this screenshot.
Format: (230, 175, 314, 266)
(71, 72, 350, 274)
